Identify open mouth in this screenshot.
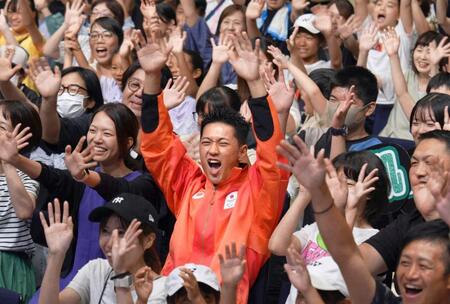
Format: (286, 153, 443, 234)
(96, 47, 108, 56)
(404, 284, 423, 297)
(207, 159, 222, 175)
(377, 14, 386, 23)
(94, 146, 107, 154)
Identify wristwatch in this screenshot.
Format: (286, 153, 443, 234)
(112, 273, 133, 288)
(330, 126, 348, 137)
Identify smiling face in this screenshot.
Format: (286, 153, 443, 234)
(89, 23, 119, 65)
(99, 214, 145, 267)
(87, 111, 121, 165)
(396, 240, 450, 304)
(219, 10, 245, 39)
(294, 30, 321, 63)
(200, 122, 246, 185)
(410, 138, 450, 220)
(90, 2, 114, 24)
(413, 45, 431, 75)
(122, 69, 145, 118)
(411, 108, 439, 143)
(372, 0, 399, 30)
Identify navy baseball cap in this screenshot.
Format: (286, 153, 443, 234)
(89, 193, 159, 230)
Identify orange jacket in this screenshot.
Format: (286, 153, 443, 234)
(140, 93, 289, 302)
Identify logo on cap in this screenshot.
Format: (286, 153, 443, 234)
(112, 197, 124, 204)
(149, 214, 155, 222)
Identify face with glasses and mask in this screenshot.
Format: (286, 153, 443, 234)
(57, 72, 93, 119)
(89, 23, 119, 65)
(122, 69, 145, 118)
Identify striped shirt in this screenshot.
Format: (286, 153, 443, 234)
(0, 170, 39, 255)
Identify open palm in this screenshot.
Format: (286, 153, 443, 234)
(219, 243, 246, 286)
(137, 42, 171, 73)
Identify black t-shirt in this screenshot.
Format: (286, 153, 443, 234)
(365, 209, 424, 272)
(372, 280, 402, 304)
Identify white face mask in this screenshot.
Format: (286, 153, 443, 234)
(57, 92, 86, 118)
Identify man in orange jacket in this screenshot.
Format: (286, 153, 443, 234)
(138, 31, 290, 303)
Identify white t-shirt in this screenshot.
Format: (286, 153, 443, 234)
(67, 259, 167, 304)
(363, 18, 413, 105)
(285, 223, 379, 303)
(168, 96, 199, 137)
(0, 170, 39, 255)
(304, 60, 331, 74)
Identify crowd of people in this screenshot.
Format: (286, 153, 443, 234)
(0, 0, 449, 303)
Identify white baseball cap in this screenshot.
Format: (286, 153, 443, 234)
(165, 263, 220, 296)
(293, 14, 320, 35)
(0, 45, 29, 68)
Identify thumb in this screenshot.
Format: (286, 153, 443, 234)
(65, 145, 72, 156)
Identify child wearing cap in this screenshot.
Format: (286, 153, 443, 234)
(290, 13, 342, 73)
(38, 193, 167, 304)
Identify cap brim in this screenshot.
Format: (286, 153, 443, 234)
(88, 206, 115, 222)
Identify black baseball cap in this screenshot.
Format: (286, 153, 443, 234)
(88, 193, 159, 231)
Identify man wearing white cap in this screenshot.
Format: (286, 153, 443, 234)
(291, 13, 342, 73)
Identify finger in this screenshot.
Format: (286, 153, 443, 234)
(292, 135, 310, 155)
(239, 244, 246, 260)
(218, 253, 225, 265)
(225, 243, 231, 260)
(276, 141, 302, 164)
(231, 242, 237, 258)
(39, 211, 49, 230)
(74, 136, 86, 153)
(358, 163, 368, 182)
(276, 161, 294, 173)
(54, 197, 61, 224)
(48, 201, 54, 225)
(62, 201, 69, 224)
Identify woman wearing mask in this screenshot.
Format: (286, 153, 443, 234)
(0, 102, 163, 302)
(38, 194, 166, 304)
(29, 60, 103, 154)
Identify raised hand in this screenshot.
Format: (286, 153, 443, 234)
(111, 219, 143, 273)
(245, 0, 264, 20)
(63, 0, 85, 29)
(182, 133, 200, 162)
(427, 157, 450, 226)
(276, 135, 327, 190)
(0, 129, 21, 162)
(292, 0, 310, 11)
(267, 45, 289, 69)
(11, 123, 32, 152)
(228, 32, 260, 81)
(346, 163, 379, 211)
(381, 26, 400, 57)
(331, 85, 355, 128)
(66, 14, 86, 39)
(359, 23, 378, 52)
(337, 15, 361, 40)
(168, 27, 187, 54)
(284, 246, 314, 294)
(134, 266, 154, 304)
(262, 60, 294, 113)
(219, 243, 246, 287)
(133, 30, 173, 73)
(325, 160, 348, 210)
(163, 77, 189, 110)
(0, 46, 23, 82)
(179, 268, 206, 303)
(0, 9, 9, 32)
(39, 199, 73, 256)
(211, 35, 232, 64)
(64, 136, 97, 182)
(119, 29, 134, 59)
(140, 0, 157, 21)
(429, 36, 450, 66)
(29, 57, 61, 98)
(313, 13, 333, 36)
(286, 27, 299, 55)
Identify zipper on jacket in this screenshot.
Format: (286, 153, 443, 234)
(201, 188, 216, 256)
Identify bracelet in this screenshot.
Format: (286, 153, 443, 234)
(312, 202, 334, 215)
(73, 169, 90, 182)
(111, 271, 131, 280)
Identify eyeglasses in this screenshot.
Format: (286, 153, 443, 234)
(127, 79, 144, 92)
(90, 31, 114, 41)
(58, 84, 88, 96)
